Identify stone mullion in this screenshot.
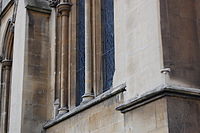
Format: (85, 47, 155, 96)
(68, 0, 77, 109)
(60, 10, 69, 113)
(53, 11, 62, 117)
(0, 70, 7, 133)
(82, 0, 94, 103)
(94, 0, 103, 95)
(91, 0, 103, 96)
(55, 13, 61, 104)
(91, 0, 97, 96)
(0, 60, 12, 133)
(83, 0, 103, 102)
(57, 0, 72, 113)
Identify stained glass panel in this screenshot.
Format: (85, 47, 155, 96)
(76, 0, 85, 105)
(102, 0, 115, 92)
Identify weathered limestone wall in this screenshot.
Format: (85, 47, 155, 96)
(167, 97, 200, 133)
(45, 0, 165, 132)
(161, 0, 200, 88)
(7, 0, 200, 133)
(124, 98, 168, 133)
(114, 0, 164, 100)
(46, 94, 124, 133)
(21, 10, 51, 133)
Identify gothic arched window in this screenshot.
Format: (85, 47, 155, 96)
(0, 19, 14, 133)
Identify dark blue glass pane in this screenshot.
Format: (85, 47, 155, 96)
(76, 0, 85, 105)
(102, 0, 115, 92)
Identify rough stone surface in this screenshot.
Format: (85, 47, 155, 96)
(167, 97, 200, 133)
(24, 0, 51, 11)
(46, 95, 124, 133)
(114, 0, 163, 101)
(161, 0, 200, 88)
(22, 10, 51, 133)
(124, 98, 168, 133)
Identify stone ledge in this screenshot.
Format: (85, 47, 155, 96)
(116, 84, 200, 113)
(43, 83, 126, 129)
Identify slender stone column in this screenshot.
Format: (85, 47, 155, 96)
(0, 59, 12, 133)
(91, 0, 97, 95)
(82, 0, 94, 103)
(57, 0, 72, 113)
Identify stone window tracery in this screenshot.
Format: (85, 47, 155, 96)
(82, 0, 115, 102)
(49, 0, 115, 115)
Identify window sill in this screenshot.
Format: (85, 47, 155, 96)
(43, 83, 126, 129)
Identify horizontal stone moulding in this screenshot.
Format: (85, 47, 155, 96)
(116, 84, 200, 113)
(43, 83, 126, 129)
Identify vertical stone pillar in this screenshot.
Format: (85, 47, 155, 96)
(0, 59, 12, 133)
(48, 0, 59, 117)
(57, 0, 72, 113)
(82, 0, 94, 103)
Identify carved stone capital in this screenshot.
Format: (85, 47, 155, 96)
(57, 2, 72, 16)
(2, 59, 12, 68)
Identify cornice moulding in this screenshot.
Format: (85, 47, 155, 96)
(116, 84, 200, 113)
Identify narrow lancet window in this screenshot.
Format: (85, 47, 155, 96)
(102, 0, 115, 92)
(76, 0, 85, 105)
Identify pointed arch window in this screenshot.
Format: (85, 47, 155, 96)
(0, 19, 14, 133)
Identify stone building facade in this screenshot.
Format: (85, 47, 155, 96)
(0, 0, 200, 133)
